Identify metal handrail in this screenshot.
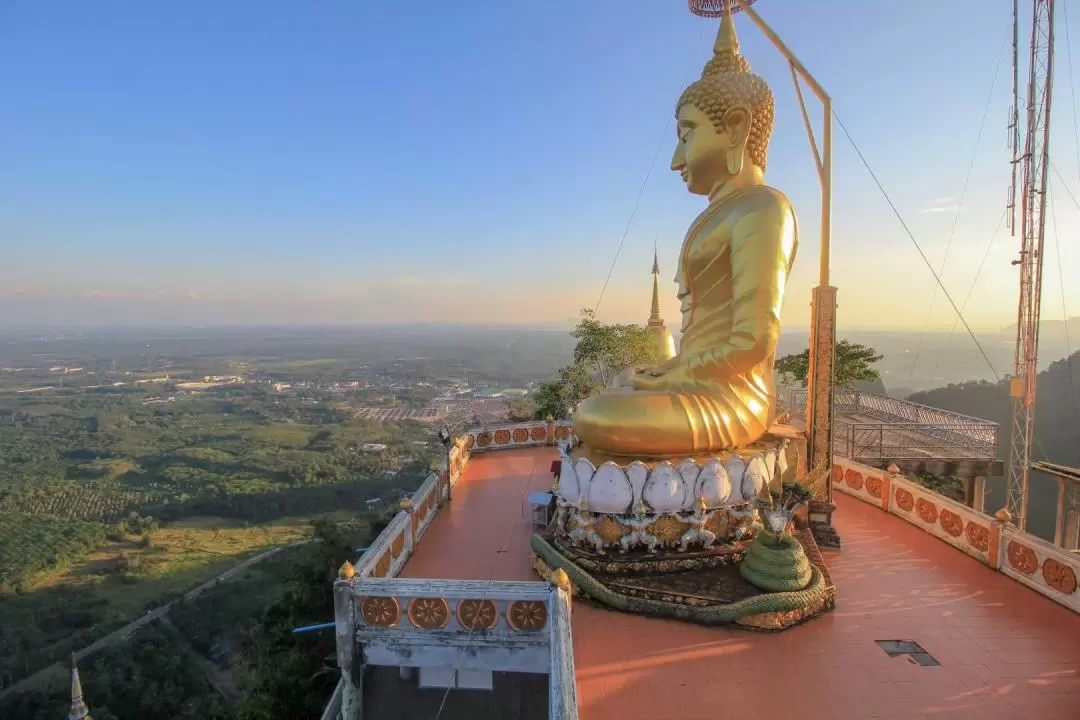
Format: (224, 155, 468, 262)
(1031, 462, 1080, 550)
(777, 388, 1000, 452)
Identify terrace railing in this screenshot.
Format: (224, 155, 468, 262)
(835, 422, 999, 462)
(1031, 461, 1080, 550)
(337, 577, 573, 680)
(834, 456, 1080, 615)
(325, 419, 579, 720)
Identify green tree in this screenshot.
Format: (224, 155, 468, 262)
(506, 397, 535, 422)
(775, 339, 883, 389)
(533, 310, 660, 419)
(533, 364, 602, 420)
(571, 309, 660, 386)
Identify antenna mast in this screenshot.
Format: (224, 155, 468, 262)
(1006, 0, 1055, 529)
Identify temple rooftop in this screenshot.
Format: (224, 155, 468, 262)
(340, 444, 1080, 720)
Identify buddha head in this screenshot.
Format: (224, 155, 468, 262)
(672, 3, 775, 197)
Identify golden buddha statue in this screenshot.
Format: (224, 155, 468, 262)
(573, 4, 798, 459)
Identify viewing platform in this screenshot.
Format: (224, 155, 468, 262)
(325, 422, 1080, 720)
(780, 389, 1004, 508)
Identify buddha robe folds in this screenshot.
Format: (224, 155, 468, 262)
(573, 185, 798, 457)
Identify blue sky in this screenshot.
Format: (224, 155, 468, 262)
(1, 0, 1079, 330)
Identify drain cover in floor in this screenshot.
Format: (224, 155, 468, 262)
(875, 640, 941, 666)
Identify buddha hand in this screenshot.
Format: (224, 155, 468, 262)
(634, 357, 681, 378)
(631, 361, 690, 392)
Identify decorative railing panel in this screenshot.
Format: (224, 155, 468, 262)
(326, 421, 579, 720)
(833, 458, 992, 564)
(999, 526, 1080, 613)
(465, 420, 571, 454)
(834, 456, 1079, 615)
(348, 578, 555, 674)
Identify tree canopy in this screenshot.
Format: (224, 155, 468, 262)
(533, 309, 660, 419)
(775, 339, 883, 390)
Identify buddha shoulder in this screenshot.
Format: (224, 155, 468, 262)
(732, 185, 794, 218)
(721, 186, 797, 242)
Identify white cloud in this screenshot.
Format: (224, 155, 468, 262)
(920, 203, 961, 214)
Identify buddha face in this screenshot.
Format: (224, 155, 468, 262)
(671, 102, 752, 197)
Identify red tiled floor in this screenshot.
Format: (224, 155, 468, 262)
(400, 447, 555, 581)
(400, 448, 1080, 720)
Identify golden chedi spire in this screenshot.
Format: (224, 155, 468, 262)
(646, 246, 676, 361)
(68, 654, 92, 720)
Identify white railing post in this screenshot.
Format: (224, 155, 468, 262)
(548, 578, 578, 720)
(334, 579, 363, 720)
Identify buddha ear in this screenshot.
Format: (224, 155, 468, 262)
(723, 105, 752, 146)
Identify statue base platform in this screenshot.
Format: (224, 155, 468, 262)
(531, 520, 835, 632)
(548, 532, 754, 576)
(567, 423, 804, 469)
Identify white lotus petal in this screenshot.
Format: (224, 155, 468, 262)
(588, 462, 634, 514)
(643, 461, 686, 513)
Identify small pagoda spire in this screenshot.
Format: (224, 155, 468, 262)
(649, 248, 663, 325)
(645, 243, 676, 361)
(68, 654, 92, 720)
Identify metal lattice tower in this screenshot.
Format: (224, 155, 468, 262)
(1006, 0, 1055, 529)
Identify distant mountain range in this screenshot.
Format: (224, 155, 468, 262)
(999, 316, 1080, 337)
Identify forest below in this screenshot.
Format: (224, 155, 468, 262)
(0, 325, 570, 717)
(2, 519, 372, 720)
(0, 380, 437, 703)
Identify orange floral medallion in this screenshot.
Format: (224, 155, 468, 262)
(456, 599, 499, 631)
(894, 487, 915, 512)
(1041, 558, 1078, 595)
(964, 522, 989, 552)
(865, 476, 883, 499)
(408, 598, 451, 630)
(832, 465, 844, 485)
(506, 600, 548, 631)
(512, 428, 529, 443)
(916, 498, 938, 524)
(939, 509, 963, 537)
(1007, 541, 1039, 575)
(531, 425, 547, 441)
(361, 596, 400, 627)
(844, 469, 864, 490)
(476, 432, 492, 447)
(493, 429, 511, 445)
